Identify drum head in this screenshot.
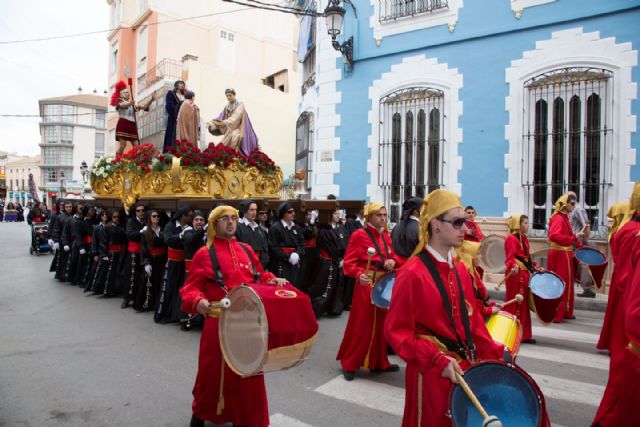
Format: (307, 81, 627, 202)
(478, 235, 506, 274)
(450, 362, 541, 427)
(371, 273, 395, 309)
(529, 272, 564, 299)
(218, 286, 269, 376)
(575, 247, 607, 266)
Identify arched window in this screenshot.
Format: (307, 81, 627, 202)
(523, 68, 612, 231)
(379, 87, 444, 222)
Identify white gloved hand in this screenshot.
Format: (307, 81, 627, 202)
(203, 223, 208, 230)
(145, 265, 153, 275)
(288, 252, 300, 265)
(79, 249, 86, 255)
(140, 226, 148, 233)
(180, 226, 193, 238)
(339, 259, 344, 268)
(48, 239, 54, 248)
(63, 245, 70, 252)
(54, 242, 60, 250)
(102, 256, 109, 261)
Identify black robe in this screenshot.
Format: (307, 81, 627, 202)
(49, 212, 61, 272)
(268, 221, 305, 288)
(391, 218, 419, 258)
(134, 229, 166, 312)
(154, 221, 186, 324)
(54, 213, 73, 281)
(309, 224, 346, 317)
(235, 221, 269, 269)
(102, 223, 128, 297)
(163, 90, 182, 152)
(122, 216, 145, 305)
(73, 218, 95, 286)
(85, 223, 105, 293)
(298, 222, 318, 294)
(181, 227, 206, 329)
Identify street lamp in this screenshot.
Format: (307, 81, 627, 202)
(80, 161, 89, 199)
(324, 0, 356, 70)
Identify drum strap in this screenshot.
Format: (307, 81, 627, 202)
(208, 244, 260, 286)
(417, 252, 477, 362)
(515, 255, 535, 273)
(364, 228, 390, 270)
(632, 215, 640, 223)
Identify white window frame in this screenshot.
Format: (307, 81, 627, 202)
(370, 0, 463, 40)
(137, 25, 148, 64)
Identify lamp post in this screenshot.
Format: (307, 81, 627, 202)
(324, 0, 356, 70)
(59, 170, 65, 201)
(80, 161, 89, 199)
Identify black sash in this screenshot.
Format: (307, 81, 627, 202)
(632, 215, 640, 223)
(208, 243, 259, 288)
(417, 251, 476, 361)
(364, 227, 390, 270)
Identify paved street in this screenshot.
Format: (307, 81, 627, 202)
(0, 222, 608, 427)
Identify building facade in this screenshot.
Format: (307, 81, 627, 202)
(105, 0, 300, 173)
(38, 93, 108, 206)
(296, 0, 639, 238)
(4, 155, 42, 206)
(1, 151, 30, 203)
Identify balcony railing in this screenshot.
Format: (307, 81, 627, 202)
(379, 0, 448, 22)
(137, 58, 182, 93)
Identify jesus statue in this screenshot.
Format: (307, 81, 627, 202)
(207, 88, 259, 157)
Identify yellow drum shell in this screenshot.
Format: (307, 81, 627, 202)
(486, 311, 523, 356)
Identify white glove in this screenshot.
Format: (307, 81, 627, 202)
(140, 226, 148, 233)
(63, 245, 70, 252)
(145, 265, 153, 275)
(79, 249, 86, 255)
(102, 256, 109, 261)
(339, 259, 344, 268)
(48, 239, 54, 248)
(54, 242, 60, 250)
(203, 223, 208, 230)
(288, 252, 300, 265)
(180, 226, 193, 238)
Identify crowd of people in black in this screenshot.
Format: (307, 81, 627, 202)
(43, 198, 369, 329)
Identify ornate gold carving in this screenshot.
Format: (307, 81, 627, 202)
(142, 172, 171, 193)
(184, 170, 209, 193)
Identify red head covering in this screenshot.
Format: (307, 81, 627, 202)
(110, 80, 128, 107)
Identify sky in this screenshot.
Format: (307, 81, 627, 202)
(0, 0, 109, 156)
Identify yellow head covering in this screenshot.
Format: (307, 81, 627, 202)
(607, 201, 631, 241)
(411, 189, 462, 256)
(630, 181, 640, 213)
(455, 240, 481, 277)
(507, 214, 523, 234)
(206, 205, 239, 248)
(364, 202, 387, 230)
(553, 193, 570, 215)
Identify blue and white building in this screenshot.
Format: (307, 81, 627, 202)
(295, 0, 639, 235)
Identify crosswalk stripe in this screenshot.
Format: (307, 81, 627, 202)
(530, 373, 605, 407)
(314, 375, 405, 417)
(270, 413, 314, 427)
(517, 345, 609, 371)
(532, 326, 600, 344)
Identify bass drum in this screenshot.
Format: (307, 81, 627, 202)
(478, 235, 506, 274)
(371, 272, 396, 309)
(218, 284, 318, 377)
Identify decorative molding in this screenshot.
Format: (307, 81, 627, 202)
(504, 27, 638, 217)
(510, 0, 555, 13)
(367, 54, 463, 201)
(370, 0, 463, 40)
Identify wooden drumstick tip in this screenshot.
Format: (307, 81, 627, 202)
(367, 247, 376, 256)
(483, 415, 502, 427)
(515, 293, 523, 303)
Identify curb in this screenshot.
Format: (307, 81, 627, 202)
(487, 287, 608, 313)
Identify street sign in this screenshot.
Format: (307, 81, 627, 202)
(45, 182, 61, 191)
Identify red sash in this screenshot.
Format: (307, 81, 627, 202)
(150, 247, 167, 256)
(128, 241, 142, 253)
(82, 235, 92, 244)
(304, 237, 317, 248)
(185, 259, 192, 273)
(319, 249, 333, 260)
(108, 244, 126, 253)
(168, 248, 185, 261)
(281, 247, 296, 255)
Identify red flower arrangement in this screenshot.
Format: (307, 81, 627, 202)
(169, 140, 207, 168)
(113, 143, 158, 173)
(202, 142, 242, 169)
(247, 148, 277, 174)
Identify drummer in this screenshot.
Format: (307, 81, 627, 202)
(455, 239, 499, 320)
(504, 214, 540, 343)
(180, 205, 288, 427)
(464, 205, 484, 242)
(337, 202, 401, 381)
(384, 189, 507, 426)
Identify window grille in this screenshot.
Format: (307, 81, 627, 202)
(379, 0, 448, 22)
(379, 87, 445, 222)
(295, 112, 314, 191)
(522, 67, 613, 237)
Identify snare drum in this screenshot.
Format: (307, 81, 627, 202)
(371, 272, 396, 309)
(575, 247, 607, 266)
(450, 361, 547, 427)
(528, 271, 565, 325)
(486, 311, 522, 361)
(218, 284, 318, 377)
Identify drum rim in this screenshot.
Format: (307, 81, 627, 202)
(575, 247, 607, 266)
(449, 360, 542, 427)
(218, 284, 270, 377)
(478, 234, 507, 274)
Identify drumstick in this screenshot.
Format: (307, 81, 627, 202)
(493, 276, 507, 291)
(454, 372, 503, 427)
(499, 293, 524, 309)
(206, 298, 231, 317)
(364, 247, 376, 277)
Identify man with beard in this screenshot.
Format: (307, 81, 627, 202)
(121, 203, 146, 309)
(268, 202, 305, 287)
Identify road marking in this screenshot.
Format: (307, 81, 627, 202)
(518, 345, 609, 371)
(532, 326, 600, 345)
(270, 413, 314, 427)
(530, 373, 605, 407)
(314, 375, 405, 416)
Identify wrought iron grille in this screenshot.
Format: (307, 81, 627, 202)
(522, 67, 613, 238)
(379, 0, 448, 22)
(296, 112, 314, 190)
(379, 87, 445, 222)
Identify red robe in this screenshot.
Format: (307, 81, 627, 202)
(471, 268, 496, 320)
(337, 224, 400, 371)
(504, 233, 536, 341)
(180, 237, 276, 427)
(593, 216, 640, 426)
(465, 219, 484, 242)
(547, 212, 579, 322)
(384, 250, 506, 426)
(598, 214, 640, 354)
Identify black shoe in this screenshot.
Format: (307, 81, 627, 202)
(190, 414, 205, 427)
(386, 345, 396, 356)
(343, 370, 355, 381)
(564, 315, 576, 320)
(523, 338, 537, 344)
(120, 301, 129, 309)
(371, 364, 400, 373)
(578, 289, 596, 298)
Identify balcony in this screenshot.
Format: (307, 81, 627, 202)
(379, 0, 448, 22)
(137, 58, 182, 95)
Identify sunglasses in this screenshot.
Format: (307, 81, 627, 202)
(258, 212, 267, 215)
(438, 217, 468, 229)
(136, 208, 145, 212)
(286, 209, 295, 214)
(218, 215, 238, 222)
(151, 214, 159, 218)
